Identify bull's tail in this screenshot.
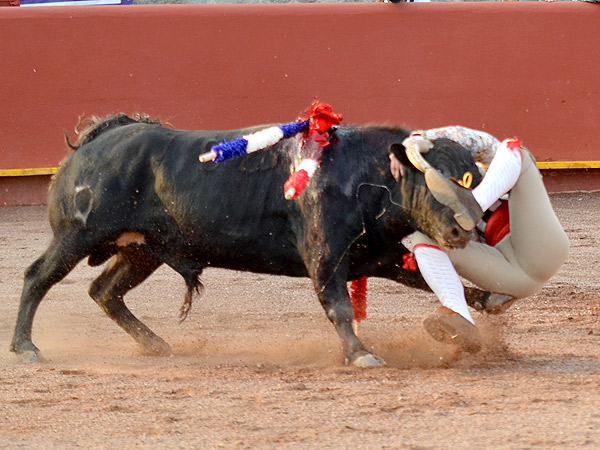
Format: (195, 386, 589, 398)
(179, 272, 204, 322)
(64, 113, 161, 151)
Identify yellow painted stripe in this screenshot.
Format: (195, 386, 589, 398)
(1, 161, 599, 177)
(0, 167, 58, 177)
(536, 161, 600, 170)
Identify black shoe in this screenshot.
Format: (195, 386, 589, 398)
(484, 293, 517, 315)
(423, 311, 482, 354)
(425, 169, 484, 231)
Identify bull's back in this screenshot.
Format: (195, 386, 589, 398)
(49, 123, 308, 275)
(150, 130, 308, 274)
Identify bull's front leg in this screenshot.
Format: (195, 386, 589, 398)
(315, 275, 385, 367)
(299, 185, 385, 367)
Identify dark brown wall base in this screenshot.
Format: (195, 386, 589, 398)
(0, 176, 50, 207)
(539, 169, 600, 195)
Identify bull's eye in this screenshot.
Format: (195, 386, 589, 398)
(457, 172, 473, 189)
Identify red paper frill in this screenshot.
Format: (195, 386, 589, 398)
(350, 277, 368, 322)
(308, 100, 343, 135)
(402, 253, 418, 272)
(505, 137, 521, 151)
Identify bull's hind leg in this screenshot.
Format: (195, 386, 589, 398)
(10, 238, 87, 362)
(88, 247, 170, 355)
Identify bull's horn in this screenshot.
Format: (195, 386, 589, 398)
(405, 140, 434, 173)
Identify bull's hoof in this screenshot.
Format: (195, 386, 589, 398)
(10, 340, 45, 363)
(350, 353, 386, 368)
(140, 339, 172, 356)
(14, 349, 45, 363)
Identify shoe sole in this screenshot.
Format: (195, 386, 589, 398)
(423, 314, 482, 354)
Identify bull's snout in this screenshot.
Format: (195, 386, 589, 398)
(440, 223, 474, 250)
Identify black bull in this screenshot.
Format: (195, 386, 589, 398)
(10, 115, 490, 367)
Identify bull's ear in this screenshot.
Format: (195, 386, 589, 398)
(389, 143, 411, 167)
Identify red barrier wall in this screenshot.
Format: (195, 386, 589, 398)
(1, 2, 599, 205)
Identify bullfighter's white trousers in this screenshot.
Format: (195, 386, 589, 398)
(411, 149, 570, 299)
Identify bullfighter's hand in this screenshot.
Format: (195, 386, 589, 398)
(389, 153, 405, 181)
